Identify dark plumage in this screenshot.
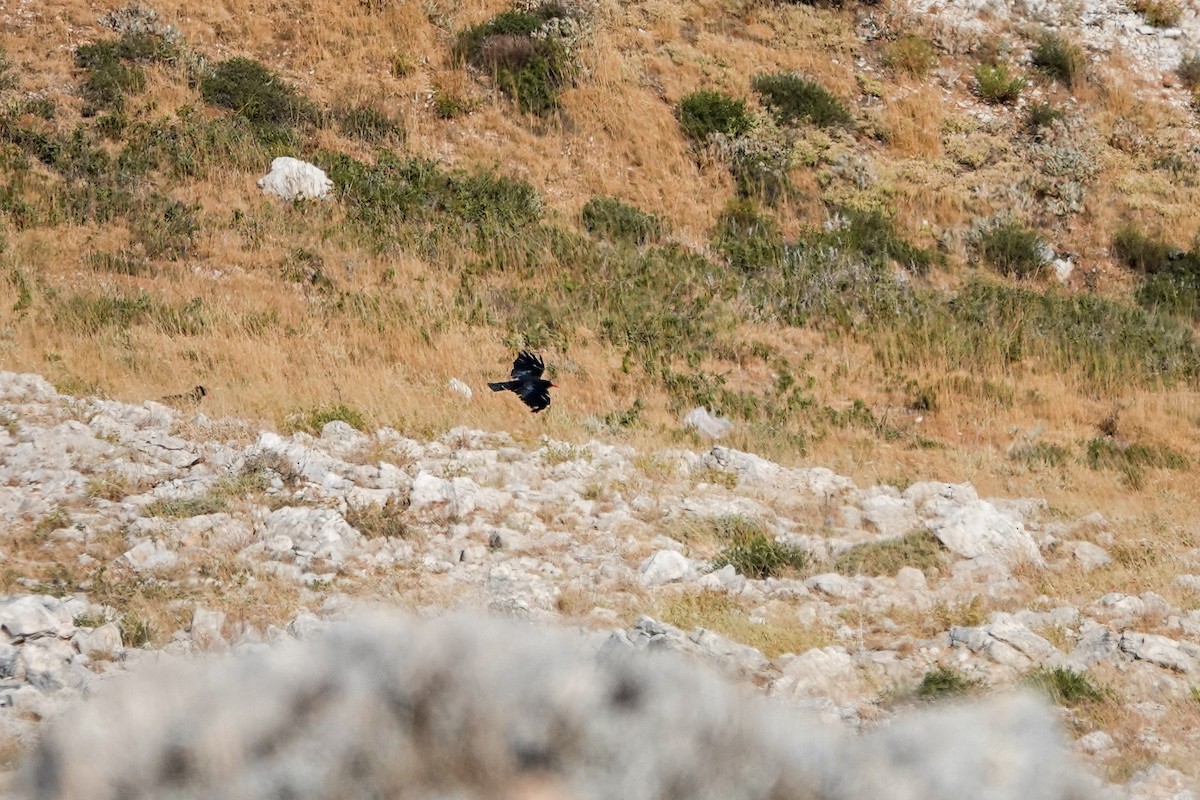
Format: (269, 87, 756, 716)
(489, 351, 555, 413)
(162, 385, 207, 406)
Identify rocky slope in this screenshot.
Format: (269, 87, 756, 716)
(0, 370, 1198, 797)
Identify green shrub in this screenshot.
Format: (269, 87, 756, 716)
(1031, 32, 1086, 86)
(200, 57, 316, 136)
(709, 516, 809, 579)
(581, 196, 664, 245)
(676, 90, 753, 142)
(832, 529, 946, 577)
(917, 666, 982, 700)
(1025, 667, 1109, 706)
(1111, 225, 1179, 274)
(751, 72, 851, 128)
(713, 199, 784, 274)
(454, 6, 575, 115)
(882, 35, 937, 77)
(975, 220, 1046, 278)
(74, 32, 178, 114)
(973, 63, 1025, 104)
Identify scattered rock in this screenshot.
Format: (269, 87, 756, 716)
(257, 157, 333, 201)
(639, 550, 691, 585)
(682, 407, 733, 439)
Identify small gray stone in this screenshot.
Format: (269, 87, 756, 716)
(639, 550, 690, 586)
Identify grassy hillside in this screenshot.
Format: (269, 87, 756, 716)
(2, 0, 1200, 520)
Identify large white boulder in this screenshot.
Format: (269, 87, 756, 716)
(257, 157, 333, 202)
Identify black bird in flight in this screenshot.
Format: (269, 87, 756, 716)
(489, 351, 555, 413)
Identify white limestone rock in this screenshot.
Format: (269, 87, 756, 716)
(257, 157, 333, 201)
(639, 550, 691, 586)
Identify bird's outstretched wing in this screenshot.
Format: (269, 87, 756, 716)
(511, 351, 545, 382)
(517, 382, 551, 413)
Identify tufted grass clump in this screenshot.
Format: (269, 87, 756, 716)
(142, 494, 228, 518)
(882, 34, 937, 77)
(454, 5, 576, 115)
(52, 292, 206, 335)
(917, 666, 983, 700)
(1129, 0, 1181, 27)
(345, 497, 410, 539)
(1086, 436, 1188, 489)
(200, 57, 317, 141)
(1025, 667, 1110, 706)
(973, 63, 1025, 104)
(284, 403, 369, 435)
(1026, 102, 1066, 138)
(581, 196, 664, 245)
(831, 529, 947, 577)
(1010, 441, 1072, 469)
(337, 102, 403, 144)
(1177, 54, 1200, 89)
(751, 72, 851, 128)
(1031, 32, 1086, 87)
(710, 515, 809, 579)
(974, 220, 1047, 278)
(676, 90, 753, 143)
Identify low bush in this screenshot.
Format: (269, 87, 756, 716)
(1026, 102, 1066, 138)
(1031, 32, 1086, 86)
(581, 197, 664, 245)
(337, 103, 403, 143)
(676, 90, 753, 143)
(751, 72, 851, 128)
(200, 57, 317, 138)
(1129, 0, 1182, 27)
(1111, 225, 1179, 274)
(973, 63, 1025, 104)
(454, 5, 575, 115)
(1025, 667, 1109, 706)
(974, 220, 1047, 279)
(917, 666, 982, 700)
(709, 516, 809, 579)
(1177, 54, 1200, 89)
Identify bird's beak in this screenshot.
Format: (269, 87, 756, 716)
(551, 383, 558, 388)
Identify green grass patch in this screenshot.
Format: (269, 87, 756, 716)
(1085, 436, 1187, 489)
(453, 5, 576, 115)
(917, 666, 983, 700)
(284, 403, 370, 435)
(973, 63, 1025, 104)
(974, 220, 1047, 279)
(831, 529, 947, 577)
(336, 102, 403, 144)
(1010, 441, 1072, 468)
(52, 291, 206, 335)
(1111, 225, 1179, 274)
(751, 72, 851, 128)
(659, 590, 830, 658)
(709, 515, 809, 579)
(1031, 32, 1086, 86)
(676, 90, 753, 142)
(200, 57, 316, 142)
(142, 494, 228, 518)
(581, 196, 664, 245)
(1025, 666, 1110, 706)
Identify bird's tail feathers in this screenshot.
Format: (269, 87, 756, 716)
(488, 381, 515, 392)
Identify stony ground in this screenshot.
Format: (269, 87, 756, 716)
(0, 370, 1198, 797)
